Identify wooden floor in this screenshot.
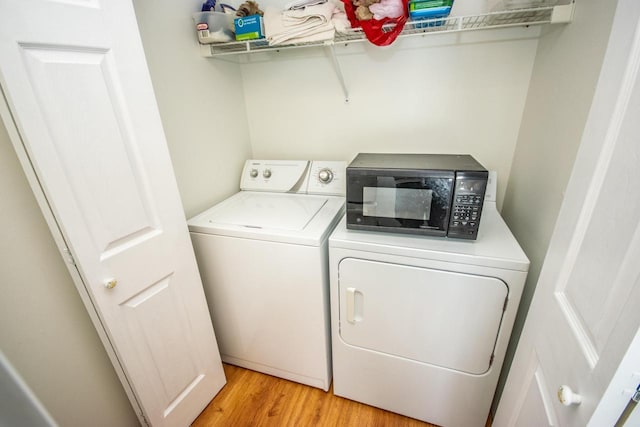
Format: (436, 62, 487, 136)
(193, 364, 488, 427)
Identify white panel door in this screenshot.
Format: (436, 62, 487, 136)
(338, 258, 508, 375)
(0, 1, 225, 426)
(494, 1, 640, 425)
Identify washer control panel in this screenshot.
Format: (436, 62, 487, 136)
(241, 160, 309, 192)
(240, 160, 346, 195)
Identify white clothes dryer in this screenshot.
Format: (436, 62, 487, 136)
(329, 177, 529, 426)
(188, 160, 345, 391)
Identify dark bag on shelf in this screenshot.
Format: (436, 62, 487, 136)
(342, 0, 409, 46)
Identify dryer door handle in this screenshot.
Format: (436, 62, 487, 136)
(346, 287, 363, 323)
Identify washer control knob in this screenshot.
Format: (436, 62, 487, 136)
(263, 169, 272, 179)
(318, 168, 334, 184)
(250, 168, 259, 178)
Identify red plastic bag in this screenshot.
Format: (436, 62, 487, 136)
(343, 0, 409, 46)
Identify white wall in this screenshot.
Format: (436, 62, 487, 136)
(494, 0, 619, 411)
(0, 120, 139, 427)
(133, 0, 253, 218)
(131, 1, 543, 212)
(242, 27, 541, 208)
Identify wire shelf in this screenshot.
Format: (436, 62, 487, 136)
(200, 4, 571, 57)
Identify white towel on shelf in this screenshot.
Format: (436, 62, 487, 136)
(284, 0, 327, 11)
(264, 5, 336, 46)
(282, 2, 336, 26)
(269, 21, 335, 46)
(272, 27, 335, 46)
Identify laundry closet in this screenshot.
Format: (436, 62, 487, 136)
(134, 0, 608, 415)
(0, 0, 625, 426)
(135, 0, 618, 423)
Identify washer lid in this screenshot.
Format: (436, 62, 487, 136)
(188, 191, 345, 246)
(203, 192, 327, 231)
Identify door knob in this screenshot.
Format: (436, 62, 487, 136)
(104, 279, 117, 289)
(557, 385, 582, 406)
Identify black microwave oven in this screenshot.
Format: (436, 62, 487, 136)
(346, 153, 489, 240)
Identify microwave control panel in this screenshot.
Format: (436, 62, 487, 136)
(448, 174, 488, 240)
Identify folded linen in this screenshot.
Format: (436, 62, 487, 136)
(264, 5, 337, 46)
(272, 27, 335, 46)
(282, 2, 336, 26)
(269, 21, 335, 45)
(284, 0, 327, 11)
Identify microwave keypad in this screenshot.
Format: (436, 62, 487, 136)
(450, 178, 486, 239)
(455, 195, 483, 204)
(452, 205, 480, 227)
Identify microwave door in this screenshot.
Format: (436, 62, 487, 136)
(352, 176, 450, 235)
(394, 179, 433, 222)
(363, 178, 431, 218)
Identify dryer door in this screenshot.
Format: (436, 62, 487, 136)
(338, 258, 508, 375)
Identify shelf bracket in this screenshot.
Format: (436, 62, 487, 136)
(324, 42, 349, 102)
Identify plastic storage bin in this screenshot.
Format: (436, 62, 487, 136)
(409, 0, 453, 28)
(193, 11, 235, 43)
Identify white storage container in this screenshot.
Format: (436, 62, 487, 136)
(193, 11, 234, 43)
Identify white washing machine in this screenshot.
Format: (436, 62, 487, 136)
(329, 180, 529, 426)
(188, 160, 345, 391)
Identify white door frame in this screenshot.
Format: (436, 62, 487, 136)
(589, 326, 640, 425)
(0, 87, 146, 425)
